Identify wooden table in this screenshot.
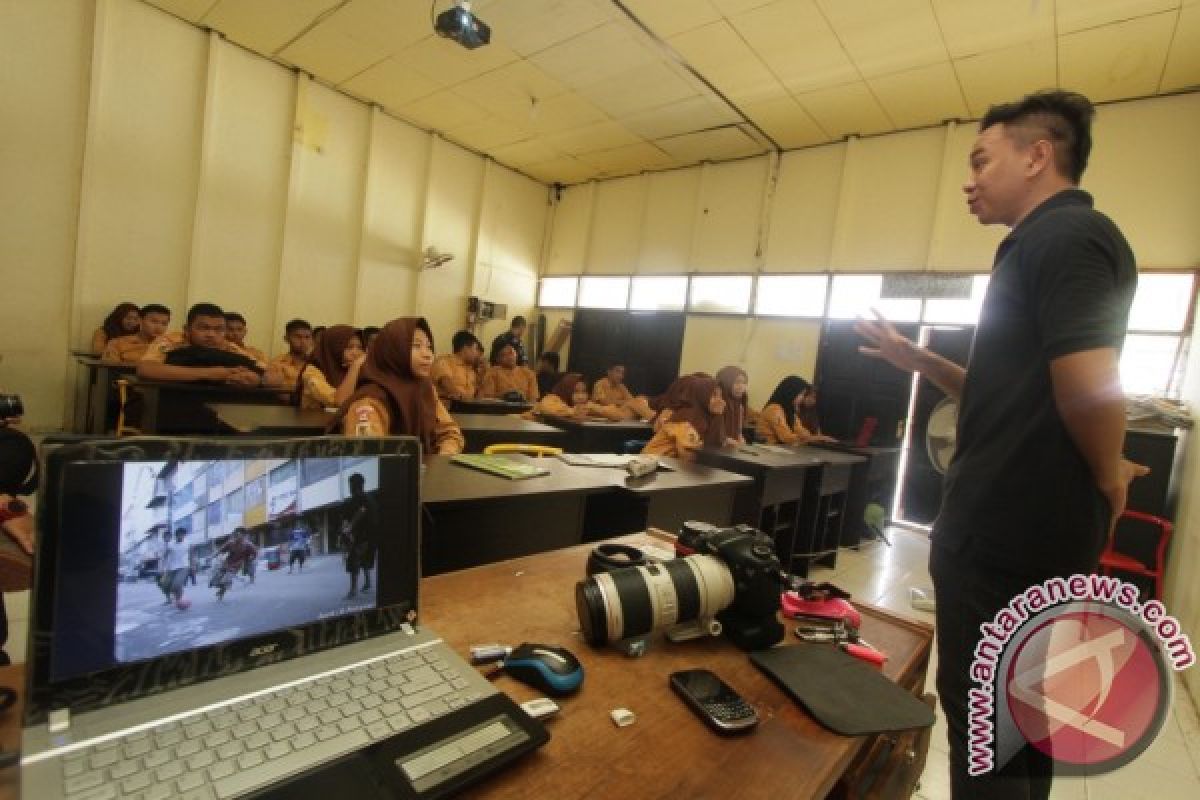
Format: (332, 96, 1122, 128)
(449, 414, 566, 453)
(420, 455, 751, 574)
(208, 403, 334, 434)
(449, 398, 533, 416)
(133, 379, 295, 434)
(0, 535, 933, 800)
(540, 417, 654, 454)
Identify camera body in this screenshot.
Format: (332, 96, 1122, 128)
(575, 521, 786, 653)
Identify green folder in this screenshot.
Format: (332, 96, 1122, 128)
(450, 454, 550, 480)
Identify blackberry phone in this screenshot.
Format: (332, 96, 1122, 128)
(669, 669, 759, 734)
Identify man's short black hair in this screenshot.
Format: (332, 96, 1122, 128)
(980, 90, 1095, 183)
(348, 472, 365, 487)
(362, 326, 381, 339)
(451, 330, 481, 352)
(285, 318, 312, 335)
(175, 527, 187, 536)
(186, 302, 225, 326)
(538, 351, 560, 371)
(224, 311, 246, 325)
(140, 303, 170, 318)
(511, 316, 526, 328)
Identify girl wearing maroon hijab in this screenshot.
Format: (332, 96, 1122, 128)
(332, 318, 464, 455)
(296, 325, 363, 410)
(532, 372, 625, 421)
(641, 374, 726, 461)
(716, 365, 750, 445)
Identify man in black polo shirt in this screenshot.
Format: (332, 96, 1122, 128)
(491, 316, 528, 366)
(857, 90, 1145, 798)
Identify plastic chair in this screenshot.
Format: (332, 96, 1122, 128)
(482, 444, 563, 457)
(114, 378, 141, 437)
(1098, 509, 1173, 601)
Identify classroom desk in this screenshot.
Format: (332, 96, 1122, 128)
(809, 444, 901, 547)
(450, 413, 566, 453)
(73, 357, 137, 434)
(539, 416, 653, 454)
(0, 534, 934, 800)
(133, 379, 295, 434)
(449, 398, 533, 415)
(790, 445, 868, 570)
(419, 455, 752, 574)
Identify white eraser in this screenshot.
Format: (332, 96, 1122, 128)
(610, 708, 636, 727)
(520, 697, 560, 720)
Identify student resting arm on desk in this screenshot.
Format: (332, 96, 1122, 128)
(716, 365, 750, 446)
(91, 301, 140, 355)
(534, 373, 627, 421)
(430, 330, 484, 402)
(641, 374, 726, 462)
(592, 365, 655, 421)
(137, 302, 282, 387)
(101, 304, 171, 362)
(297, 324, 362, 410)
(756, 376, 837, 446)
(332, 317, 464, 454)
(479, 344, 539, 402)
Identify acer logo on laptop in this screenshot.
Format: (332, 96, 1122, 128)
(249, 643, 279, 658)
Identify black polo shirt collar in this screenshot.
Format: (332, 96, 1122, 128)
(996, 188, 1093, 261)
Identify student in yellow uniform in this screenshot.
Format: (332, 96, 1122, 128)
(591, 365, 655, 421)
(138, 302, 281, 386)
(296, 325, 363, 410)
(716, 365, 750, 446)
(641, 374, 726, 462)
(479, 344, 539, 402)
(101, 304, 171, 363)
(756, 376, 837, 446)
(533, 373, 627, 421)
(430, 331, 483, 402)
(91, 302, 140, 355)
(223, 312, 267, 364)
(268, 319, 314, 388)
(333, 317, 464, 454)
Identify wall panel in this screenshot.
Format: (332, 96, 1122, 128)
(586, 175, 645, 274)
(639, 168, 701, 274)
(691, 159, 770, 272)
(545, 182, 592, 275)
(926, 122, 1006, 270)
(765, 144, 845, 271)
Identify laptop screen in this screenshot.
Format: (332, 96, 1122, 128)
(27, 437, 421, 721)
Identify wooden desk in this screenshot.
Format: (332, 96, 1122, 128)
(450, 398, 533, 416)
(810, 444, 901, 547)
(73, 357, 136, 434)
(420, 456, 750, 574)
(0, 536, 933, 800)
(449, 414, 566, 453)
(208, 402, 334, 434)
(541, 417, 653, 454)
(133, 379, 295, 434)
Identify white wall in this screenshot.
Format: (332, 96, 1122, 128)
(0, 0, 548, 430)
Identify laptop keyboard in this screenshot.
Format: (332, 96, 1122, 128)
(58, 645, 484, 800)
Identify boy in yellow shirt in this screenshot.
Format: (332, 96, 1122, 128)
(268, 319, 315, 388)
(431, 331, 484, 402)
(101, 304, 171, 362)
(223, 312, 267, 364)
(139, 303, 280, 386)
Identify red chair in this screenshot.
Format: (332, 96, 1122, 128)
(1098, 509, 1173, 601)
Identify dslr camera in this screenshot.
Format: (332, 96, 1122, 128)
(576, 521, 787, 652)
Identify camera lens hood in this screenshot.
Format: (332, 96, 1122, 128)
(585, 543, 647, 576)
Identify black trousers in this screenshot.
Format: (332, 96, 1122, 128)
(929, 543, 1055, 800)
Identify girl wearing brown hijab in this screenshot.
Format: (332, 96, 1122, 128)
(532, 373, 626, 421)
(716, 366, 750, 445)
(641, 374, 726, 461)
(296, 325, 363, 410)
(333, 318, 464, 454)
(91, 302, 140, 355)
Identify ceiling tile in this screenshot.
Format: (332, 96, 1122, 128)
(445, 117, 535, 152)
(953, 38, 1058, 118)
(816, 0, 948, 78)
(654, 126, 764, 162)
(396, 90, 493, 132)
(523, 155, 597, 184)
(868, 60, 968, 130)
(578, 62, 698, 118)
(1160, 4, 1200, 91)
(143, 0, 221, 23)
(931, 0, 1055, 58)
(576, 142, 677, 176)
(202, 0, 344, 54)
(391, 33, 520, 88)
(474, 0, 613, 57)
(793, 81, 893, 138)
(490, 138, 566, 167)
(668, 19, 781, 103)
(525, 91, 608, 133)
(738, 95, 829, 148)
(453, 61, 568, 122)
(621, 0, 723, 39)
(726, 0, 857, 94)
(1059, 11, 1177, 102)
(529, 22, 657, 90)
(541, 121, 643, 156)
(340, 55, 445, 109)
(1056, 0, 1181, 34)
(619, 95, 742, 140)
(278, 26, 390, 85)
(311, 0, 431, 55)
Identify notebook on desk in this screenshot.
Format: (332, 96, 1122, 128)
(22, 436, 548, 800)
(450, 454, 549, 480)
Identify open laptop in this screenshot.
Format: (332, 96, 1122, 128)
(22, 436, 548, 800)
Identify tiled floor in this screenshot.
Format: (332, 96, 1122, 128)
(809, 527, 1200, 800)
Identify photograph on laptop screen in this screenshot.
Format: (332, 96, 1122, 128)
(113, 456, 382, 664)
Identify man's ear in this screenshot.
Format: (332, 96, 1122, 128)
(1026, 138, 1055, 178)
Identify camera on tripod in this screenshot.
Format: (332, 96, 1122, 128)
(575, 521, 787, 653)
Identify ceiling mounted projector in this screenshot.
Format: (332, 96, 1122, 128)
(434, 1, 491, 49)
